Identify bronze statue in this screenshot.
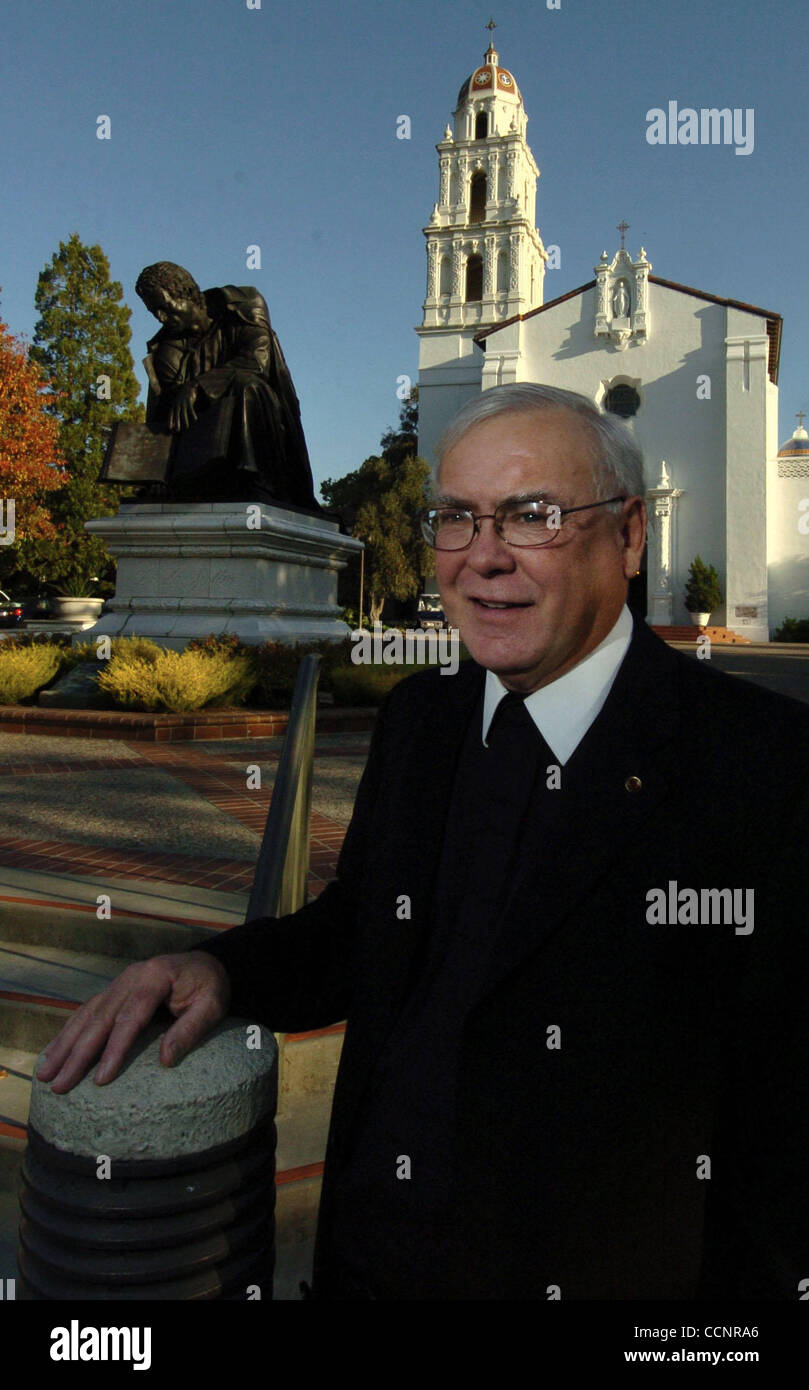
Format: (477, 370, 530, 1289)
(126, 262, 319, 509)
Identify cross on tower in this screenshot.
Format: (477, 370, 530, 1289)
(797, 410, 806, 429)
(486, 17, 497, 42)
(617, 220, 630, 250)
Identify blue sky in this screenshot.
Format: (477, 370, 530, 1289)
(1, 0, 806, 496)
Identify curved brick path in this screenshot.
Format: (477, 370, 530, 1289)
(0, 735, 369, 896)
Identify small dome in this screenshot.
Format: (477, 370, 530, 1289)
(456, 43, 520, 109)
(777, 423, 809, 457)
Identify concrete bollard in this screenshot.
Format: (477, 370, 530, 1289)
(18, 1019, 277, 1300)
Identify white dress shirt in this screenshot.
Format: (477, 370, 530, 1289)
(482, 604, 634, 765)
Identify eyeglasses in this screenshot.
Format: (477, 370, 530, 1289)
(419, 496, 627, 550)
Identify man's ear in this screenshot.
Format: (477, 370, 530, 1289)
(620, 497, 647, 579)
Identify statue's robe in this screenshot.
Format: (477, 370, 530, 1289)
(145, 285, 319, 509)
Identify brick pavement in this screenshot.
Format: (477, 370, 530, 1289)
(0, 737, 368, 893)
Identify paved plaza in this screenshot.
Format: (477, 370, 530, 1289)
(0, 728, 370, 1298)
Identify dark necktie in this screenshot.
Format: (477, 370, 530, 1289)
(422, 690, 552, 984)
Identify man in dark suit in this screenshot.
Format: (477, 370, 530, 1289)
(38, 384, 809, 1300)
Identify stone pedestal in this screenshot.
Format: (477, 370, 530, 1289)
(82, 502, 363, 648)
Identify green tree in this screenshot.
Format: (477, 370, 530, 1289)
(378, 386, 418, 468)
(684, 555, 723, 614)
(322, 393, 431, 625)
(29, 233, 143, 591)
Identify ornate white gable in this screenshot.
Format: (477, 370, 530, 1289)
(594, 245, 651, 350)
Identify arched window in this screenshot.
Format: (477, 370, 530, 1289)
(475, 112, 488, 139)
(465, 254, 483, 303)
(604, 384, 641, 418)
(469, 172, 487, 223)
(439, 255, 451, 297)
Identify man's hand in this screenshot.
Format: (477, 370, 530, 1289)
(34, 951, 231, 1095)
(168, 381, 198, 431)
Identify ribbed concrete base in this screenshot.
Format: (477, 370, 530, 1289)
(21, 1018, 278, 1299)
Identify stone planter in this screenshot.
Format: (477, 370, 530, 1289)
(49, 597, 104, 623)
(688, 611, 712, 627)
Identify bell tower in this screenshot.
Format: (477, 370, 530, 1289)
(416, 22, 547, 465)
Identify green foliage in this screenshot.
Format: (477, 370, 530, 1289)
(330, 664, 410, 706)
(50, 576, 98, 597)
(378, 387, 419, 468)
(70, 634, 163, 667)
(0, 642, 63, 704)
(96, 646, 255, 712)
(322, 454, 432, 624)
(321, 393, 431, 625)
(7, 631, 72, 650)
(772, 616, 809, 643)
(684, 556, 723, 613)
(251, 638, 353, 707)
(187, 633, 251, 658)
(26, 233, 144, 594)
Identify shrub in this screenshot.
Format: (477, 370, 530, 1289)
(187, 633, 251, 659)
(0, 643, 63, 704)
(97, 647, 256, 712)
(330, 664, 410, 706)
(71, 634, 163, 665)
(773, 616, 809, 643)
(6, 632, 72, 651)
(250, 638, 354, 707)
(684, 556, 723, 613)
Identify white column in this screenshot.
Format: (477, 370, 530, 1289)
(646, 461, 683, 625)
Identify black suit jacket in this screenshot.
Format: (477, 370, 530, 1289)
(197, 617, 809, 1299)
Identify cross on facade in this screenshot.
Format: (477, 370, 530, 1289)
(617, 220, 630, 249)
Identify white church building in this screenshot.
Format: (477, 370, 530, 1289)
(416, 35, 807, 639)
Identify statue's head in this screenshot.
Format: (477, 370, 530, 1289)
(136, 262, 208, 334)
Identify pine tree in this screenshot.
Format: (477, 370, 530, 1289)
(29, 233, 144, 590)
(378, 386, 419, 468)
(684, 555, 723, 614)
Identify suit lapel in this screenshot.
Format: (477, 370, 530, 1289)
(473, 619, 684, 1003)
(343, 660, 484, 1083)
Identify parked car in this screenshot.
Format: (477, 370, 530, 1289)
(0, 590, 23, 628)
(416, 594, 446, 630)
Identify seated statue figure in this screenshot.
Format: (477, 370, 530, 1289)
(134, 262, 320, 509)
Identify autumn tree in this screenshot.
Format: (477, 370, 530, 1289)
(321, 394, 431, 625)
(0, 308, 68, 591)
(29, 233, 143, 591)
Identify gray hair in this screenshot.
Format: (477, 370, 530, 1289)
(434, 382, 645, 509)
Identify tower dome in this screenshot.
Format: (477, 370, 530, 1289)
(455, 41, 521, 110)
(776, 415, 809, 456)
